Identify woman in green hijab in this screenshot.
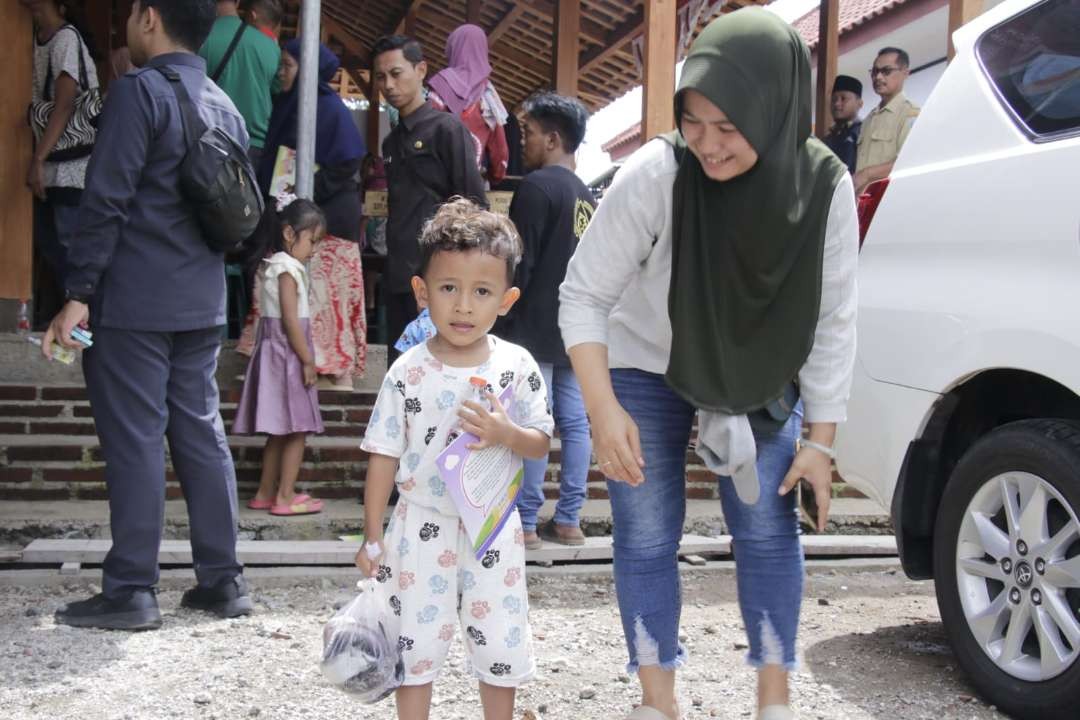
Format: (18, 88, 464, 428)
(558, 8, 858, 720)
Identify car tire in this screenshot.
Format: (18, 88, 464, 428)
(934, 419, 1080, 720)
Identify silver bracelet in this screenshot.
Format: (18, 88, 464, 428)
(798, 438, 836, 460)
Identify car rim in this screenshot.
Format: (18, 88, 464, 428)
(956, 471, 1080, 681)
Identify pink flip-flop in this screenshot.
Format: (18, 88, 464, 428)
(246, 497, 274, 510)
(269, 493, 324, 516)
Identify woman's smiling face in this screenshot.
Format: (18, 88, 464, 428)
(679, 89, 759, 182)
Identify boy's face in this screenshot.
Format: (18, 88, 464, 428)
(411, 249, 519, 352)
(830, 90, 862, 123)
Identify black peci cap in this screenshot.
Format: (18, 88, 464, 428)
(832, 74, 863, 96)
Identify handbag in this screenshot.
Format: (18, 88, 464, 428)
(28, 25, 103, 163)
(155, 66, 264, 253)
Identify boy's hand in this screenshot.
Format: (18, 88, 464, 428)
(354, 538, 383, 578)
(459, 391, 515, 450)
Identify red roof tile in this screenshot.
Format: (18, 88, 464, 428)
(601, 122, 646, 154)
(601, 0, 912, 154)
(793, 0, 910, 50)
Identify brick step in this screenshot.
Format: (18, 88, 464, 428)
(0, 384, 867, 503)
(0, 434, 726, 503)
(0, 434, 666, 470)
(0, 384, 378, 406)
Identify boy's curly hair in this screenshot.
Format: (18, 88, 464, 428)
(418, 197, 523, 285)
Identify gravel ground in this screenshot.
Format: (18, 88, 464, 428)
(0, 566, 1009, 720)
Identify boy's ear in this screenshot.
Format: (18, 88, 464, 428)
(411, 276, 429, 309)
(498, 286, 521, 316)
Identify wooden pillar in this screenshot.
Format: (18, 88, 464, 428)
(367, 74, 382, 157)
(553, 0, 580, 96)
(641, 0, 677, 140)
(948, 0, 983, 59)
(466, 0, 483, 26)
(0, 2, 33, 300)
(395, 5, 419, 35)
(814, 0, 840, 139)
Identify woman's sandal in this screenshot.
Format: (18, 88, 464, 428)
(269, 493, 325, 516)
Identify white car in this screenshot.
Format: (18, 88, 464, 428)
(834, 0, 1080, 716)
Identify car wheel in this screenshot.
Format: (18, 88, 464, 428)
(934, 419, 1080, 719)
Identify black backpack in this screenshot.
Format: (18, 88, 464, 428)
(155, 66, 263, 253)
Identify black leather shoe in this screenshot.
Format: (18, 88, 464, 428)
(181, 575, 253, 618)
(54, 590, 162, 631)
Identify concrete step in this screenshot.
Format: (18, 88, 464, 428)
(16, 533, 897, 568)
(0, 497, 894, 548)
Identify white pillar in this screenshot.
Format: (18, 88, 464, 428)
(296, 0, 321, 199)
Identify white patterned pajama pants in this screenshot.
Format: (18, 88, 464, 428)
(375, 498, 536, 688)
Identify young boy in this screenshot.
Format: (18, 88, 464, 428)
(356, 198, 553, 720)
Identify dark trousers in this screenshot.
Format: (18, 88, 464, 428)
(32, 190, 81, 328)
(83, 326, 242, 598)
(247, 145, 264, 170)
(385, 289, 419, 366)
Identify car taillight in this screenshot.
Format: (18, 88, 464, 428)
(856, 178, 890, 249)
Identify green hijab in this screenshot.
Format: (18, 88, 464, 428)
(662, 7, 847, 415)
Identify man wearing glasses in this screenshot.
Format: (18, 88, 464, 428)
(854, 47, 920, 194)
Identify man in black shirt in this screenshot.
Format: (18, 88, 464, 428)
(503, 93, 595, 548)
(824, 74, 864, 175)
(373, 35, 486, 363)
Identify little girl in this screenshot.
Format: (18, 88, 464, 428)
(234, 198, 327, 516)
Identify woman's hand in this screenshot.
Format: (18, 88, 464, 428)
(590, 399, 645, 486)
(26, 158, 46, 201)
(302, 363, 317, 387)
(779, 445, 833, 532)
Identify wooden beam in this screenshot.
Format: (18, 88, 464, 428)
(814, 0, 839, 139)
(641, 0, 677, 140)
(0, 1, 33, 299)
(947, 0, 982, 60)
(367, 72, 382, 156)
(466, 0, 483, 26)
(514, 0, 607, 45)
(488, 4, 525, 44)
(391, 0, 424, 35)
(422, 11, 550, 85)
(579, 8, 642, 76)
(323, 14, 370, 66)
(553, 0, 580, 96)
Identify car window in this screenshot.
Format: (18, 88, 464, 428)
(977, 0, 1080, 139)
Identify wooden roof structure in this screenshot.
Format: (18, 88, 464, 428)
(281, 0, 770, 112)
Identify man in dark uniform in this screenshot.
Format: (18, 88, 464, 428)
(372, 34, 487, 364)
(43, 0, 252, 630)
(824, 74, 864, 175)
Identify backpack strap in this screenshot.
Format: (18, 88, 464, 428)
(154, 66, 204, 153)
(211, 22, 248, 82)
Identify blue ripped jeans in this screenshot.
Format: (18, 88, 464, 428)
(608, 369, 804, 673)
